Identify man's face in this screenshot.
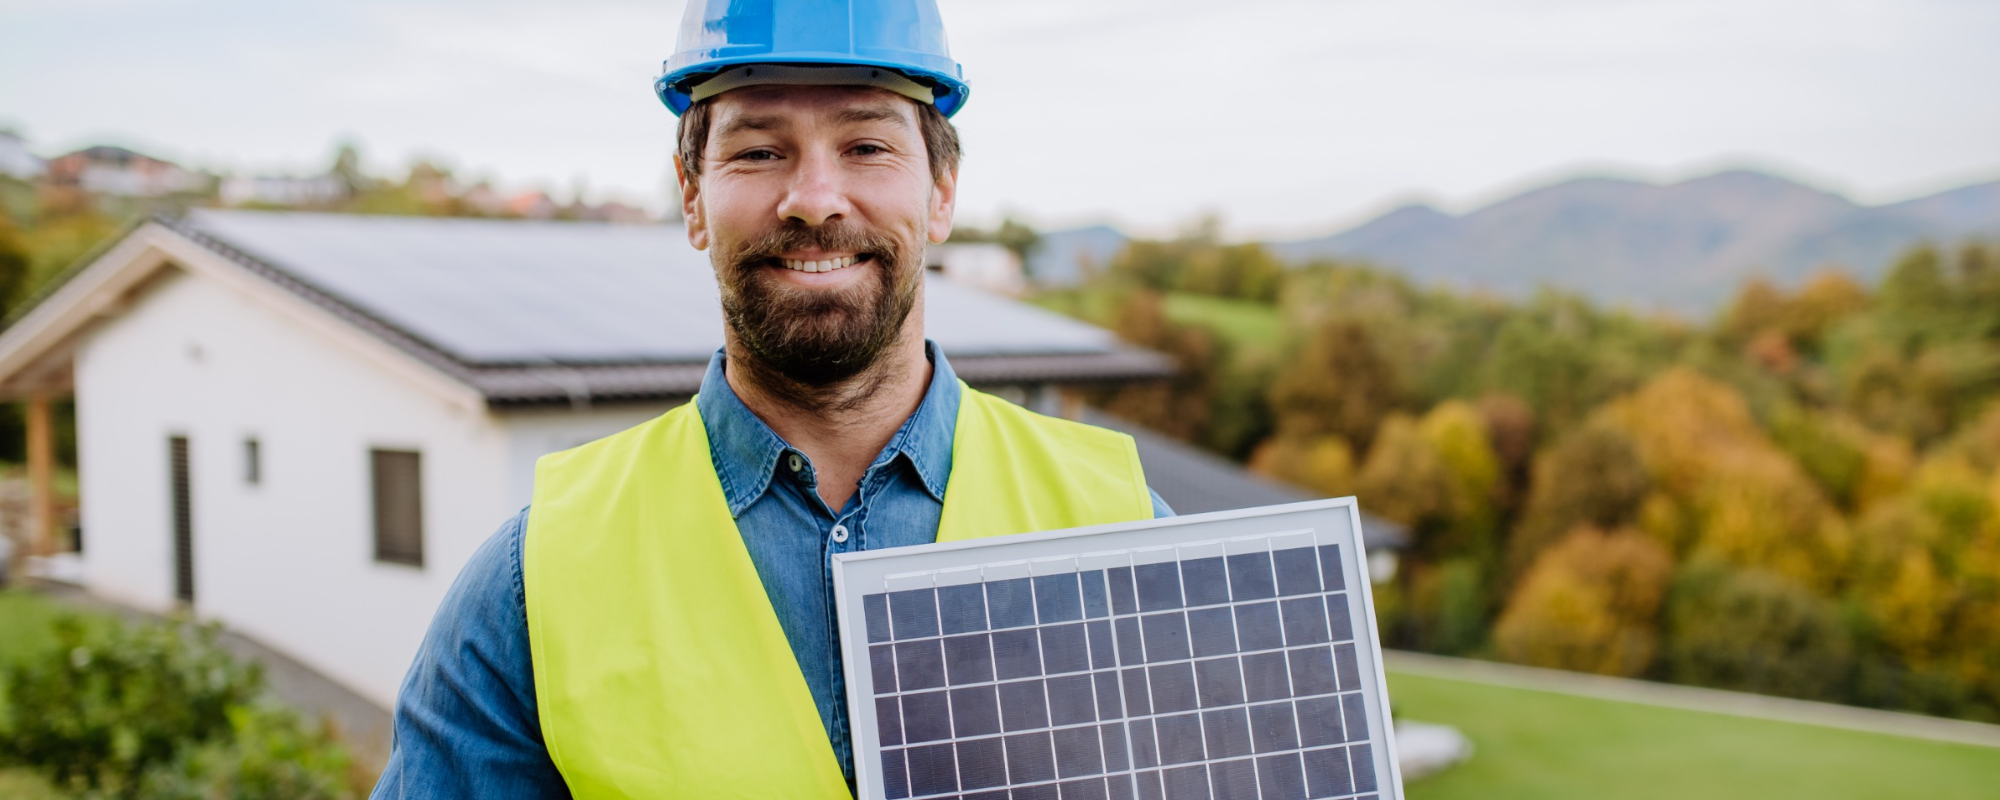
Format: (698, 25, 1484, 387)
(683, 85, 956, 386)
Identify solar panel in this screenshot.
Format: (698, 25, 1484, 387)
(834, 498, 1402, 800)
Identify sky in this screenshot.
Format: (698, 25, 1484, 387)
(3, 0, 1996, 239)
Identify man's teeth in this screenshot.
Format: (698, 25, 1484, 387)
(781, 255, 860, 273)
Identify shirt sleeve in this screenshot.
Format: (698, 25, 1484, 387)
(370, 509, 571, 800)
(1149, 487, 1175, 518)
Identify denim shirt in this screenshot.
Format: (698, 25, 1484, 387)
(371, 344, 1171, 799)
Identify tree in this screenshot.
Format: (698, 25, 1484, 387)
(1479, 312, 1599, 433)
(1719, 277, 1786, 346)
(1405, 558, 1487, 655)
(1494, 526, 1673, 677)
(1781, 270, 1868, 352)
(1268, 319, 1399, 452)
(1506, 421, 1651, 580)
(1355, 414, 1456, 548)
(1418, 401, 1504, 558)
(1248, 434, 1354, 498)
(1664, 560, 1853, 701)
(1094, 289, 1220, 442)
(328, 140, 367, 197)
(1604, 368, 1849, 591)
(1474, 393, 1536, 511)
(0, 215, 30, 319)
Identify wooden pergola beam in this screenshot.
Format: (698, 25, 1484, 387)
(27, 393, 55, 560)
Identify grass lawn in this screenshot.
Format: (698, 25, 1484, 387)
(1160, 293, 1285, 358)
(1389, 670, 2000, 800)
(0, 589, 92, 669)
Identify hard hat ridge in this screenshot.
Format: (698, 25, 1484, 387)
(655, 0, 970, 118)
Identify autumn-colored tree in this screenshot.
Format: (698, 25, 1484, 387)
(1719, 277, 1786, 346)
(1494, 526, 1674, 677)
(1355, 414, 1456, 551)
(1604, 368, 1850, 591)
(1474, 394, 1536, 510)
(1780, 270, 1869, 351)
(1767, 404, 1914, 512)
(1418, 401, 1504, 556)
(1506, 421, 1651, 580)
(1247, 434, 1354, 498)
(1268, 319, 1399, 452)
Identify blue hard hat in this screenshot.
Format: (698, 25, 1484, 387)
(655, 0, 970, 118)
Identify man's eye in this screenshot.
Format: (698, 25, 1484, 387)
(851, 144, 884, 156)
(740, 150, 779, 161)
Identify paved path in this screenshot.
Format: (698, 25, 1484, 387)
(1385, 649, 2000, 749)
(36, 583, 394, 769)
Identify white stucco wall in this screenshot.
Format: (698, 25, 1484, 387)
(498, 403, 675, 512)
(73, 267, 513, 707)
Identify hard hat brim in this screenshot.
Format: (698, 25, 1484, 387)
(657, 55, 968, 118)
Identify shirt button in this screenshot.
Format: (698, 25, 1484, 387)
(830, 524, 850, 544)
(787, 453, 804, 473)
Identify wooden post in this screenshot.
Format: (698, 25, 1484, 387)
(1061, 390, 1085, 422)
(27, 393, 55, 560)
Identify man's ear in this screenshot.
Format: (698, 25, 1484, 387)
(677, 155, 708, 250)
(927, 167, 958, 245)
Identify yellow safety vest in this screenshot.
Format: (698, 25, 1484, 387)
(522, 383, 1153, 799)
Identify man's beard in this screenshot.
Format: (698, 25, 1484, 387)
(713, 219, 923, 388)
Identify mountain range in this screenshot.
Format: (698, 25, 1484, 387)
(1033, 170, 2000, 315)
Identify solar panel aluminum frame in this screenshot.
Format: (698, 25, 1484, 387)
(832, 497, 1404, 800)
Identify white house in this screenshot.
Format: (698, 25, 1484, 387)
(0, 210, 1175, 709)
(219, 173, 348, 207)
(0, 131, 45, 180)
(926, 242, 1026, 295)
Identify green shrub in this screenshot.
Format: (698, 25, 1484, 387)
(0, 612, 354, 798)
(1664, 561, 1854, 701)
(0, 615, 259, 793)
(129, 704, 352, 800)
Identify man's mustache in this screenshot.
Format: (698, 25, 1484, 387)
(727, 220, 901, 267)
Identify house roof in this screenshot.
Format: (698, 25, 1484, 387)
(2, 210, 1172, 406)
(1082, 410, 1411, 552)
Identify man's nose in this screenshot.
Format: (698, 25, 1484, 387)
(776, 151, 852, 228)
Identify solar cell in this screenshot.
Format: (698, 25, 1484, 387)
(836, 499, 1400, 800)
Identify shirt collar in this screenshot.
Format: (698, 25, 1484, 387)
(695, 341, 961, 516)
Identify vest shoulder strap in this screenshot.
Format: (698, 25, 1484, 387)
(937, 382, 1153, 541)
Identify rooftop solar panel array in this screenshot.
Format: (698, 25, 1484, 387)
(835, 500, 1400, 800)
(178, 210, 1123, 365)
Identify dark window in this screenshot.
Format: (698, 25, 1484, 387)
(371, 449, 424, 567)
(170, 436, 194, 602)
(244, 438, 261, 485)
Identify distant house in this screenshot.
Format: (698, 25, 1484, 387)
(927, 242, 1026, 295)
(0, 131, 44, 180)
(503, 190, 558, 219)
(45, 145, 205, 197)
(220, 173, 348, 207)
(0, 211, 1177, 707)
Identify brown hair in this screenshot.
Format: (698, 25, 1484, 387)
(675, 93, 962, 187)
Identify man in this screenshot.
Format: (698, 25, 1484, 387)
(371, 1, 1169, 797)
